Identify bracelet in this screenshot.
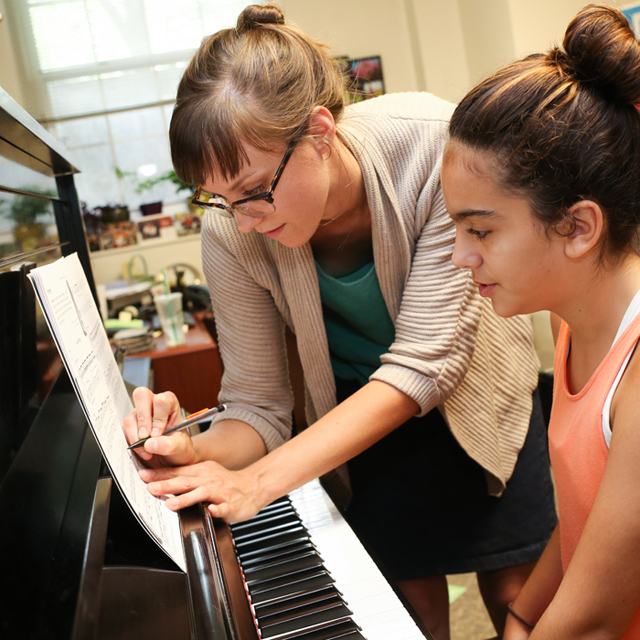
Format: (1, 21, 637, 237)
(507, 602, 536, 629)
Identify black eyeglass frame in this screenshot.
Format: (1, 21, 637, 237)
(192, 139, 298, 217)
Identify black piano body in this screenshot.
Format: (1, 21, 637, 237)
(0, 83, 249, 640)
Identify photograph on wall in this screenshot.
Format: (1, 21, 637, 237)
(175, 211, 203, 236)
(99, 221, 137, 250)
(340, 56, 384, 103)
(137, 215, 176, 241)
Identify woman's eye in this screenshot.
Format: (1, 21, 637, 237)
(467, 228, 490, 239)
(242, 185, 264, 197)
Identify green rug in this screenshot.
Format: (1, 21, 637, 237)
(448, 583, 467, 603)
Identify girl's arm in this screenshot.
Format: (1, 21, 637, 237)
(139, 379, 419, 522)
(503, 525, 563, 639)
(525, 349, 640, 639)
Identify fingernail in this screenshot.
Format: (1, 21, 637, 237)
(139, 469, 151, 480)
(147, 440, 158, 453)
(139, 427, 149, 438)
(150, 427, 162, 437)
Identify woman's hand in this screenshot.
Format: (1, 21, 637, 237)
(139, 461, 263, 523)
(123, 387, 198, 468)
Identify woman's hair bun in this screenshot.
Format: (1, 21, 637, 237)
(237, 3, 285, 31)
(562, 3, 640, 105)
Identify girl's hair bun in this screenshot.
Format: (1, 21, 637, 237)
(237, 3, 285, 31)
(562, 3, 640, 105)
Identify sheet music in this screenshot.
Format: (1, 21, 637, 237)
(28, 253, 186, 571)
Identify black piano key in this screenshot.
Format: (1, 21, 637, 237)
(260, 497, 292, 509)
(249, 569, 335, 605)
(241, 541, 316, 568)
(253, 585, 341, 619)
(249, 564, 331, 594)
(273, 619, 365, 640)
(244, 551, 323, 584)
(234, 525, 309, 555)
(228, 495, 370, 640)
(244, 546, 320, 573)
(259, 593, 345, 626)
(260, 603, 353, 639)
(231, 512, 302, 539)
(233, 517, 304, 539)
(247, 499, 293, 518)
(233, 503, 295, 524)
(236, 533, 311, 559)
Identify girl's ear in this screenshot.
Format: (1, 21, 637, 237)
(308, 106, 336, 155)
(563, 200, 605, 259)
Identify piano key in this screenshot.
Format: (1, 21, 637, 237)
(255, 587, 343, 619)
(227, 479, 432, 639)
(249, 569, 336, 605)
(288, 480, 430, 640)
(241, 541, 317, 568)
(232, 517, 306, 542)
(234, 525, 309, 554)
(260, 601, 353, 639)
(273, 619, 365, 640)
(244, 551, 324, 584)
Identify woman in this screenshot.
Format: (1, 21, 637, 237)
(124, 4, 556, 637)
(442, 4, 640, 637)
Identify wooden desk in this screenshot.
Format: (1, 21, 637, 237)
(127, 313, 223, 413)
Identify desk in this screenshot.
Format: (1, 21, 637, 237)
(126, 313, 223, 413)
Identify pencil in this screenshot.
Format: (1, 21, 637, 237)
(127, 403, 226, 450)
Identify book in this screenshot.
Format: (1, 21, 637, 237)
(28, 253, 186, 571)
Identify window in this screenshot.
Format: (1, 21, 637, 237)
(6, 0, 248, 210)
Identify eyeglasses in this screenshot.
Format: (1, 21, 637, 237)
(191, 140, 297, 219)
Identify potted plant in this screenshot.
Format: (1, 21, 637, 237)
(0, 186, 57, 251)
(115, 167, 194, 216)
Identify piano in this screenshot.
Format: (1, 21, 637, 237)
(0, 87, 434, 640)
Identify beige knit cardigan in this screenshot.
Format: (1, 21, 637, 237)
(200, 92, 540, 498)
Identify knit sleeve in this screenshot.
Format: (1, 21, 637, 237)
(200, 215, 294, 452)
(371, 185, 483, 415)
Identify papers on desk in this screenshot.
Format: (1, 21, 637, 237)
(28, 253, 186, 571)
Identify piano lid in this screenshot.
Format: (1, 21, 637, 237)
(0, 85, 79, 178)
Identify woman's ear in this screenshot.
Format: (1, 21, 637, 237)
(308, 106, 336, 156)
(563, 200, 605, 259)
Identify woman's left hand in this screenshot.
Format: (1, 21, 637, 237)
(139, 461, 263, 523)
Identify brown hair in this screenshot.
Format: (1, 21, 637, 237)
(169, 3, 346, 186)
(448, 4, 640, 259)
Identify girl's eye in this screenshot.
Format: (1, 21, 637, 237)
(467, 228, 490, 239)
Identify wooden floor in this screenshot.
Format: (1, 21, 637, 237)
(449, 573, 497, 640)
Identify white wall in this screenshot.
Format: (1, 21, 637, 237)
(0, 0, 631, 111)
(0, 0, 24, 107)
(280, 0, 627, 105)
(283, 0, 421, 94)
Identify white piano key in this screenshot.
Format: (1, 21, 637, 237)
(289, 479, 429, 640)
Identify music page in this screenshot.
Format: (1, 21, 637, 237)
(28, 253, 186, 571)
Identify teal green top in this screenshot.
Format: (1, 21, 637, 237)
(316, 261, 396, 386)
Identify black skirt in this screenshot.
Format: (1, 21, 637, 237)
(337, 378, 558, 580)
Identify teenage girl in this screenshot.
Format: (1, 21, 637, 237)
(442, 4, 640, 638)
(124, 4, 557, 637)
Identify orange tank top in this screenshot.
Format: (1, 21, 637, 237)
(550, 311, 640, 638)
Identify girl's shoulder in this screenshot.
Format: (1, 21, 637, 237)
(608, 307, 640, 443)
